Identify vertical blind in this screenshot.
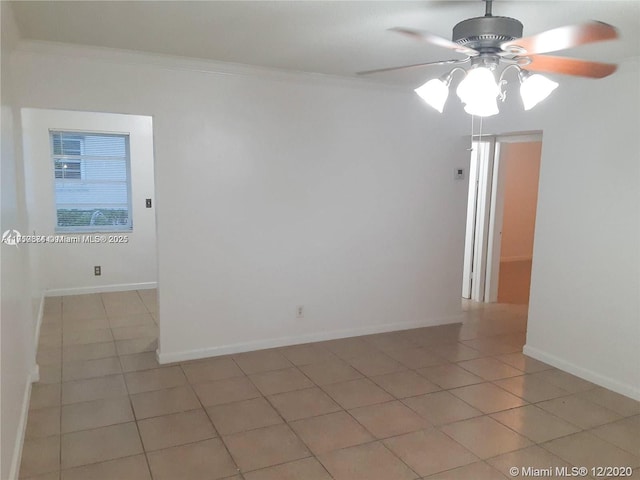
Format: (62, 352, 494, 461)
(51, 131, 132, 232)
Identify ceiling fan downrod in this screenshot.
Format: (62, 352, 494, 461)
(485, 0, 493, 17)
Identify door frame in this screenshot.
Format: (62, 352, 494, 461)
(462, 137, 496, 301)
(461, 144, 479, 299)
(462, 131, 542, 302)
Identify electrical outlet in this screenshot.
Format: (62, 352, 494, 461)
(94, 266, 101, 276)
(296, 305, 304, 318)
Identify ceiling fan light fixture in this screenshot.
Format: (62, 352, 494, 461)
(463, 98, 500, 117)
(368, 4, 619, 118)
(414, 77, 450, 113)
(519, 71, 559, 110)
(456, 67, 500, 116)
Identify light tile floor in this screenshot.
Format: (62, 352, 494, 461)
(21, 292, 640, 479)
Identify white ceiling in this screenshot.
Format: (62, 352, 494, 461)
(10, 1, 640, 85)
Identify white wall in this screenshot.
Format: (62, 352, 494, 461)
(11, 38, 639, 399)
(524, 63, 640, 399)
(21, 109, 157, 295)
(1, 4, 38, 479)
(478, 60, 640, 399)
(12, 42, 470, 362)
(499, 141, 541, 261)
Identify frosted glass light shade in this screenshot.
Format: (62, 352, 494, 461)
(463, 98, 500, 117)
(456, 67, 500, 117)
(415, 78, 449, 113)
(520, 73, 559, 110)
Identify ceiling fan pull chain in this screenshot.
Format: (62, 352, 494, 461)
(468, 114, 475, 151)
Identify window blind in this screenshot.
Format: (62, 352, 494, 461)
(51, 131, 132, 232)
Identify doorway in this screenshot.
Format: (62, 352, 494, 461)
(462, 132, 542, 304)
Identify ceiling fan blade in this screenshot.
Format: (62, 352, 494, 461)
(502, 21, 618, 55)
(524, 55, 617, 78)
(389, 27, 479, 57)
(357, 58, 468, 76)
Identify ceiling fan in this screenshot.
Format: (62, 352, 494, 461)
(359, 0, 619, 116)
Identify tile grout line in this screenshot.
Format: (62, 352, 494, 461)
(25, 294, 639, 479)
(54, 292, 153, 477)
(177, 361, 244, 478)
(58, 297, 64, 478)
(271, 355, 423, 479)
(227, 352, 311, 466)
(111, 290, 154, 480)
(251, 358, 339, 479)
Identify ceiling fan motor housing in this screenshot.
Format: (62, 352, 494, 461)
(453, 16, 523, 53)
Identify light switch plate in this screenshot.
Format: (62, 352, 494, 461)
(454, 168, 465, 180)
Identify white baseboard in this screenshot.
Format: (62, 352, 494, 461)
(523, 344, 640, 401)
(8, 366, 40, 480)
(500, 255, 533, 263)
(45, 281, 157, 297)
(31, 364, 40, 383)
(157, 313, 466, 364)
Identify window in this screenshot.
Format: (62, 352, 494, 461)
(54, 159, 82, 179)
(53, 134, 82, 180)
(51, 131, 132, 232)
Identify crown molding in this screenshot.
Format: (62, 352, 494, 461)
(14, 39, 410, 93)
